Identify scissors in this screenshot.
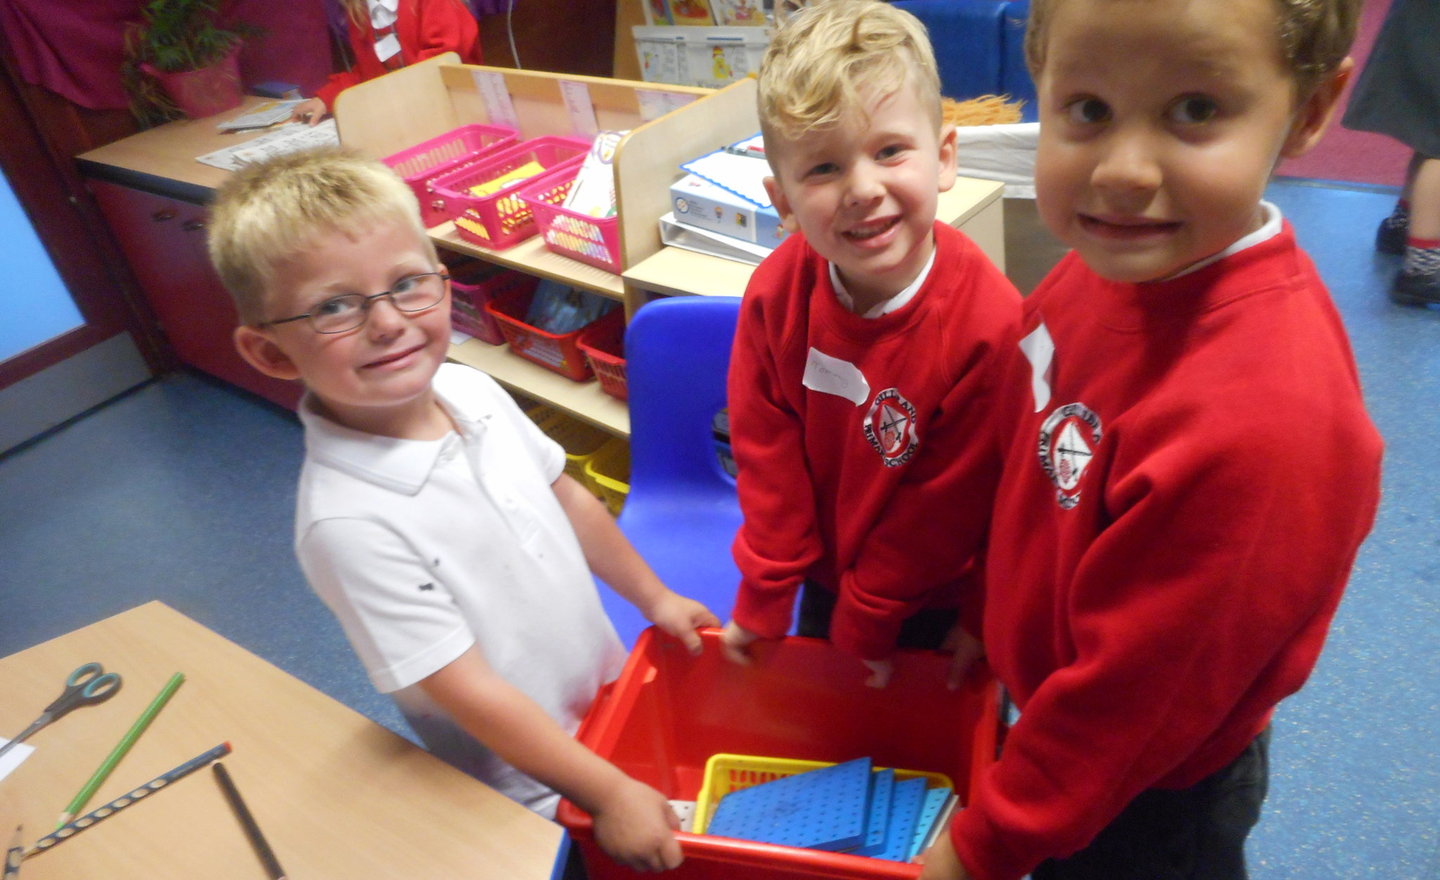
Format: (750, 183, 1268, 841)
(0, 663, 122, 760)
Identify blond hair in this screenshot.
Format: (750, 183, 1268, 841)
(207, 147, 434, 325)
(757, 0, 942, 146)
(1024, 0, 1360, 100)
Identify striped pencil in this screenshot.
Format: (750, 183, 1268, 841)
(25, 742, 231, 857)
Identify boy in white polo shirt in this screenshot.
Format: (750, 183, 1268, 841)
(208, 147, 717, 873)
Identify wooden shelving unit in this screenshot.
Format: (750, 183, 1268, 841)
(333, 56, 1006, 439)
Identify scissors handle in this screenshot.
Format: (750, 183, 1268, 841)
(43, 663, 121, 718)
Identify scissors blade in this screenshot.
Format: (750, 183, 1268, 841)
(0, 717, 47, 759)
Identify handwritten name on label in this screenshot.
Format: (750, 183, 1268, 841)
(803, 348, 870, 406)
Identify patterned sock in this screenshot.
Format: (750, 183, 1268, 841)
(1403, 237, 1440, 276)
(1383, 200, 1411, 233)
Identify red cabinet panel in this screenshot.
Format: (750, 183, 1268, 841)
(88, 179, 301, 410)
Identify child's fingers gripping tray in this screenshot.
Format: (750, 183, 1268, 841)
(557, 628, 1000, 880)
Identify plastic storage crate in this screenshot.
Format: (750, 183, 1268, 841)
(431, 136, 590, 249)
(383, 123, 518, 227)
(528, 405, 611, 490)
(518, 170, 623, 273)
(448, 263, 538, 345)
(557, 628, 1000, 880)
(576, 313, 628, 401)
(485, 287, 618, 381)
(583, 438, 630, 515)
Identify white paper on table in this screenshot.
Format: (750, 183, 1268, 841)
(0, 738, 35, 781)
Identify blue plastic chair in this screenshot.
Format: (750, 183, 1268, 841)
(599, 296, 745, 647)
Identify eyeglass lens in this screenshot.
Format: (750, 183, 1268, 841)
(311, 273, 447, 333)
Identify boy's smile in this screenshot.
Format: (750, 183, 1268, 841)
(236, 217, 453, 439)
(764, 79, 957, 313)
(1032, 0, 1341, 283)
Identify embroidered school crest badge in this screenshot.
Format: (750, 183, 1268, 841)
(1037, 402, 1102, 509)
(863, 388, 919, 467)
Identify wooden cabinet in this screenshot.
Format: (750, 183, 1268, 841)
(86, 180, 302, 410)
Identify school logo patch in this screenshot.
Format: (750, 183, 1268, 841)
(863, 388, 919, 467)
(1037, 402, 1102, 509)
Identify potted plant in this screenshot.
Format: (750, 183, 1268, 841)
(121, 0, 259, 126)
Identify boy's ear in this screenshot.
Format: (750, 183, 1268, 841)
(937, 123, 959, 193)
(233, 325, 302, 381)
(764, 175, 801, 234)
(1281, 57, 1354, 159)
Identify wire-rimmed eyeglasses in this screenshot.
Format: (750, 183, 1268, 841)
(263, 271, 450, 334)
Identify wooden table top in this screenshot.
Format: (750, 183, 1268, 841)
(0, 601, 561, 879)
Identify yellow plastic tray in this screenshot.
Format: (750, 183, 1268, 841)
(694, 753, 954, 835)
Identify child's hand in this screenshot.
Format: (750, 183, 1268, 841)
(862, 656, 894, 688)
(720, 620, 761, 665)
(941, 623, 985, 690)
(647, 592, 721, 655)
(916, 828, 971, 879)
(591, 778, 684, 872)
(288, 98, 326, 126)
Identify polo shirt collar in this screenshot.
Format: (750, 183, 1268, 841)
(298, 372, 493, 495)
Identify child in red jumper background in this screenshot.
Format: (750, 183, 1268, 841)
(719, 0, 1021, 687)
(290, 0, 482, 125)
(916, 0, 1383, 878)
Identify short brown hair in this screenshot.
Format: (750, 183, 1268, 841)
(207, 147, 434, 325)
(758, 0, 942, 146)
(1024, 0, 1360, 100)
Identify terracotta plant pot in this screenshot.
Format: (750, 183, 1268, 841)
(141, 44, 242, 118)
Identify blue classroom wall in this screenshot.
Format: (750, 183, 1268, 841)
(0, 167, 83, 361)
(892, 0, 1039, 122)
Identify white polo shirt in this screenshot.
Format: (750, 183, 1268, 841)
(295, 363, 626, 817)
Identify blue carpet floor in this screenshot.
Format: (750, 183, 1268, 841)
(0, 178, 1435, 878)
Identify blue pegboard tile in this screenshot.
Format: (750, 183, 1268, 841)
(908, 786, 955, 860)
(706, 757, 873, 851)
(853, 769, 895, 856)
(874, 776, 927, 862)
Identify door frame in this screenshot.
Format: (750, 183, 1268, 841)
(0, 33, 166, 394)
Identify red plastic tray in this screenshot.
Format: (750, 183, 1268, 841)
(557, 628, 1000, 880)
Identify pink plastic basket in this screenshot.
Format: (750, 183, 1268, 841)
(383, 124, 519, 227)
(449, 264, 539, 345)
(431, 136, 591, 250)
(519, 170, 623, 273)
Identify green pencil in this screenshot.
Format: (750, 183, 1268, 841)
(54, 672, 185, 829)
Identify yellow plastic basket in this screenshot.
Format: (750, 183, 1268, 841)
(528, 405, 611, 493)
(694, 753, 954, 835)
(584, 438, 631, 515)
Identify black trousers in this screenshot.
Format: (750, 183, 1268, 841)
(796, 579, 958, 649)
(1032, 727, 1271, 880)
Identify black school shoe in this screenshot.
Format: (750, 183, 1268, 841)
(1390, 269, 1440, 306)
(1376, 218, 1407, 255)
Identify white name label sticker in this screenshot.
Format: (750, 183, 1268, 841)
(1020, 321, 1055, 413)
(803, 348, 870, 406)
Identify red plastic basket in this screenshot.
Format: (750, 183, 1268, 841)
(383, 123, 519, 227)
(431, 136, 590, 250)
(576, 312, 627, 400)
(448, 264, 538, 345)
(484, 287, 619, 381)
(518, 170, 623, 273)
(556, 629, 1001, 880)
